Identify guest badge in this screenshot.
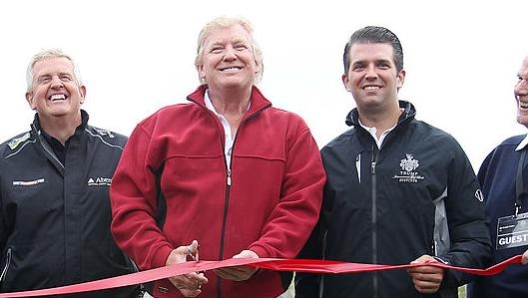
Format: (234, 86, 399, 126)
(497, 211, 528, 250)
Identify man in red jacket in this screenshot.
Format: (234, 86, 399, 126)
(110, 16, 325, 298)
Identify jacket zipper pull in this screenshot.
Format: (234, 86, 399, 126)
(227, 169, 232, 186)
(371, 145, 378, 175)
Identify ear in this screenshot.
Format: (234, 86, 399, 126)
(254, 58, 261, 75)
(25, 91, 37, 110)
(396, 69, 406, 90)
(342, 73, 352, 92)
(196, 64, 205, 82)
(79, 85, 87, 104)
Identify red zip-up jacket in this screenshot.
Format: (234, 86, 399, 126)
(110, 85, 325, 298)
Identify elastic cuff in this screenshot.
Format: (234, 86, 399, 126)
(433, 256, 449, 264)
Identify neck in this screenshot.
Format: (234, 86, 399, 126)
(38, 112, 82, 145)
(359, 104, 402, 138)
(208, 87, 252, 134)
(208, 87, 252, 116)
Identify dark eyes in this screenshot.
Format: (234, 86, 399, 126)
(378, 63, 390, 69)
(352, 63, 390, 71)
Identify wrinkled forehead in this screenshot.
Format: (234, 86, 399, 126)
(32, 57, 74, 75)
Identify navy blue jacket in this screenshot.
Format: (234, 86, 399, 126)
(468, 134, 528, 298)
(0, 111, 137, 297)
(296, 101, 492, 298)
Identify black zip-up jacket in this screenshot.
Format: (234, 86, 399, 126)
(0, 111, 137, 297)
(295, 101, 492, 298)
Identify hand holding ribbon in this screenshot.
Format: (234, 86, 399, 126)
(165, 240, 208, 297)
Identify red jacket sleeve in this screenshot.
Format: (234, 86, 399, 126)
(248, 120, 326, 258)
(110, 122, 174, 270)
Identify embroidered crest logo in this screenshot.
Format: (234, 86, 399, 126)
(401, 154, 419, 172)
(393, 154, 425, 183)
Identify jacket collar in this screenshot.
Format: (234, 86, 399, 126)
(32, 109, 90, 136)
(186, 85, 272, 119)
(516, 134, 528, 151)
(345, 100, 416, 127)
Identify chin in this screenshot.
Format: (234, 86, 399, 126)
(517, 115, 528, 128)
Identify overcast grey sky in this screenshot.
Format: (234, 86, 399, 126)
(1, 0, 527, 169)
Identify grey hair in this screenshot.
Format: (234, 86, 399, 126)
(26, 49, 82, 91)
(195, 16, 263, 85)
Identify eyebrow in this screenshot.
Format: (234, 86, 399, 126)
(352, 58, 392, 65)
(36, 72, 74, 83)
(38, 71, 72, 77)
(209, 37, 248, 46)
(231, 37, 247, 44)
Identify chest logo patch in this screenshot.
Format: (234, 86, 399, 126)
(88, 177, 112, 186)
(393, 154, 424, 183)
(8, 132, 30, 150)
(12, 178, 45, 186)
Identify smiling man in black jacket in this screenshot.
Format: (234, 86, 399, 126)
(295, 26, 492, 298)
(0, 49, 139, 297)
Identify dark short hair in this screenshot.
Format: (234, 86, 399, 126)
(342, 26, 403, 74)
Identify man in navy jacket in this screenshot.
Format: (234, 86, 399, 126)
(467, 54, 528, 298)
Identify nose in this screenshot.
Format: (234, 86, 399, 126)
(365, 64, 378, 79)
(50, 76, 64, 89)
(222, 46, 238, 61)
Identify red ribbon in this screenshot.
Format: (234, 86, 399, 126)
(0, 255, 522, 297)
